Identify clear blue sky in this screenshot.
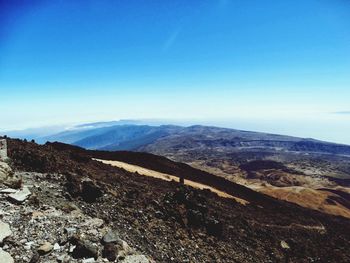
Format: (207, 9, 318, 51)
(0, 0, 350, 143)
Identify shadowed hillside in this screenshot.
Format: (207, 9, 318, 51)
(35, 124, 350, 218)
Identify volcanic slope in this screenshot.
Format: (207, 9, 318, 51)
(3, 138, 350, 262)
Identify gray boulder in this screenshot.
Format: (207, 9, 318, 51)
(103, 230, 121, 244)
(0, 221, 12, 243)
(0, 249, 14, 263)
(8, 187, 31, 203)
(0, 162, 11, 182)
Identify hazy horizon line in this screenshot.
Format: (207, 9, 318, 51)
(1, 117, 350, 146)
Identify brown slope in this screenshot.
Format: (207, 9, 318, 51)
(46, 142, 304, 208)
(6, 138, 350, 262)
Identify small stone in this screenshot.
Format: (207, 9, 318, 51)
(103, 230, 121, 244)
(0, 249, 14, 263)
(53, 243, 60, 250)
(37, 241, 53, 255)
(71, 237, 98, 259)
(31, 211, 44, 219)
(56, 255, 65, 262)
(102, 243, 117, 261)
(120, 240, 134, 255)
(280, 240, 290, 249)
(8, 187, 31, 203)
(19, 239, 26, 243)
(24, 241, 35, 250)
(29, 252, 40, 263)
(64, 227, 77, 236)
(82, 218, 104, 228)
(0, 221, 12, 243)
(69, 245, 76, 253)
(120, 255, 150, 263)
(82, 258, 95, 263)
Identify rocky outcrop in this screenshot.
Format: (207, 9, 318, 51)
(8, 187, 31, 204)
(65, 177, 103, 203)
(0, 219, 13, 262)
(0, 162, 11, 183)
(0, 171, 151, 263)
(0, 161, 21, 189)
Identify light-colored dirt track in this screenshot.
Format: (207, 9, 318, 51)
(94, 159, 249, 205)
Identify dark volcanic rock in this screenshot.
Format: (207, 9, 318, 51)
(102, 243, 117, 261)
(187, 209, 204, 228)
(65, 176, 102, 203)
(70, 236, 98, 259)
(65, 174, 81, 197)
(206, 217, 223, 237)
(81, 180, 102, 202)
(29, 252, 40, 263)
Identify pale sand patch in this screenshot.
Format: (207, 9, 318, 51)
(254, 185, 350, 219)
(94, 159, 249, 205)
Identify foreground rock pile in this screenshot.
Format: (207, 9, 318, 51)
(0, 162, 152, 263)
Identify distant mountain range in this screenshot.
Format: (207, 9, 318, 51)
(17, 121, 349, 218)
(3, 121, 350, 217)
(32, 122, 349, 155)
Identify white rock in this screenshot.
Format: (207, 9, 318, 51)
(82, 258, 95, 263)
(56, 255, 66, 262)
(24, 241, 34, 250)
(19, 239, 27, 243)
(103, 230, 120, 243)
(0, 188, 17, 194)
(8, 187, 31, 203)
(0, 221, 12, 243)
(53, 243, 60, 250)
(69, 245, 76, 253)
(120, 255, 150, 263)
(82, 218, 104, 228)
(0, 249, 14, 263)
(280, 240, 290, 249)
(64, 227, 77, 236)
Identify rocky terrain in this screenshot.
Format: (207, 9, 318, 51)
(0, 143, 152, 262)
(0, 137, 350, 262)
(16, 123, 350, 218)
(6, 123, 350, 218)
(54, 140, 350, 219)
